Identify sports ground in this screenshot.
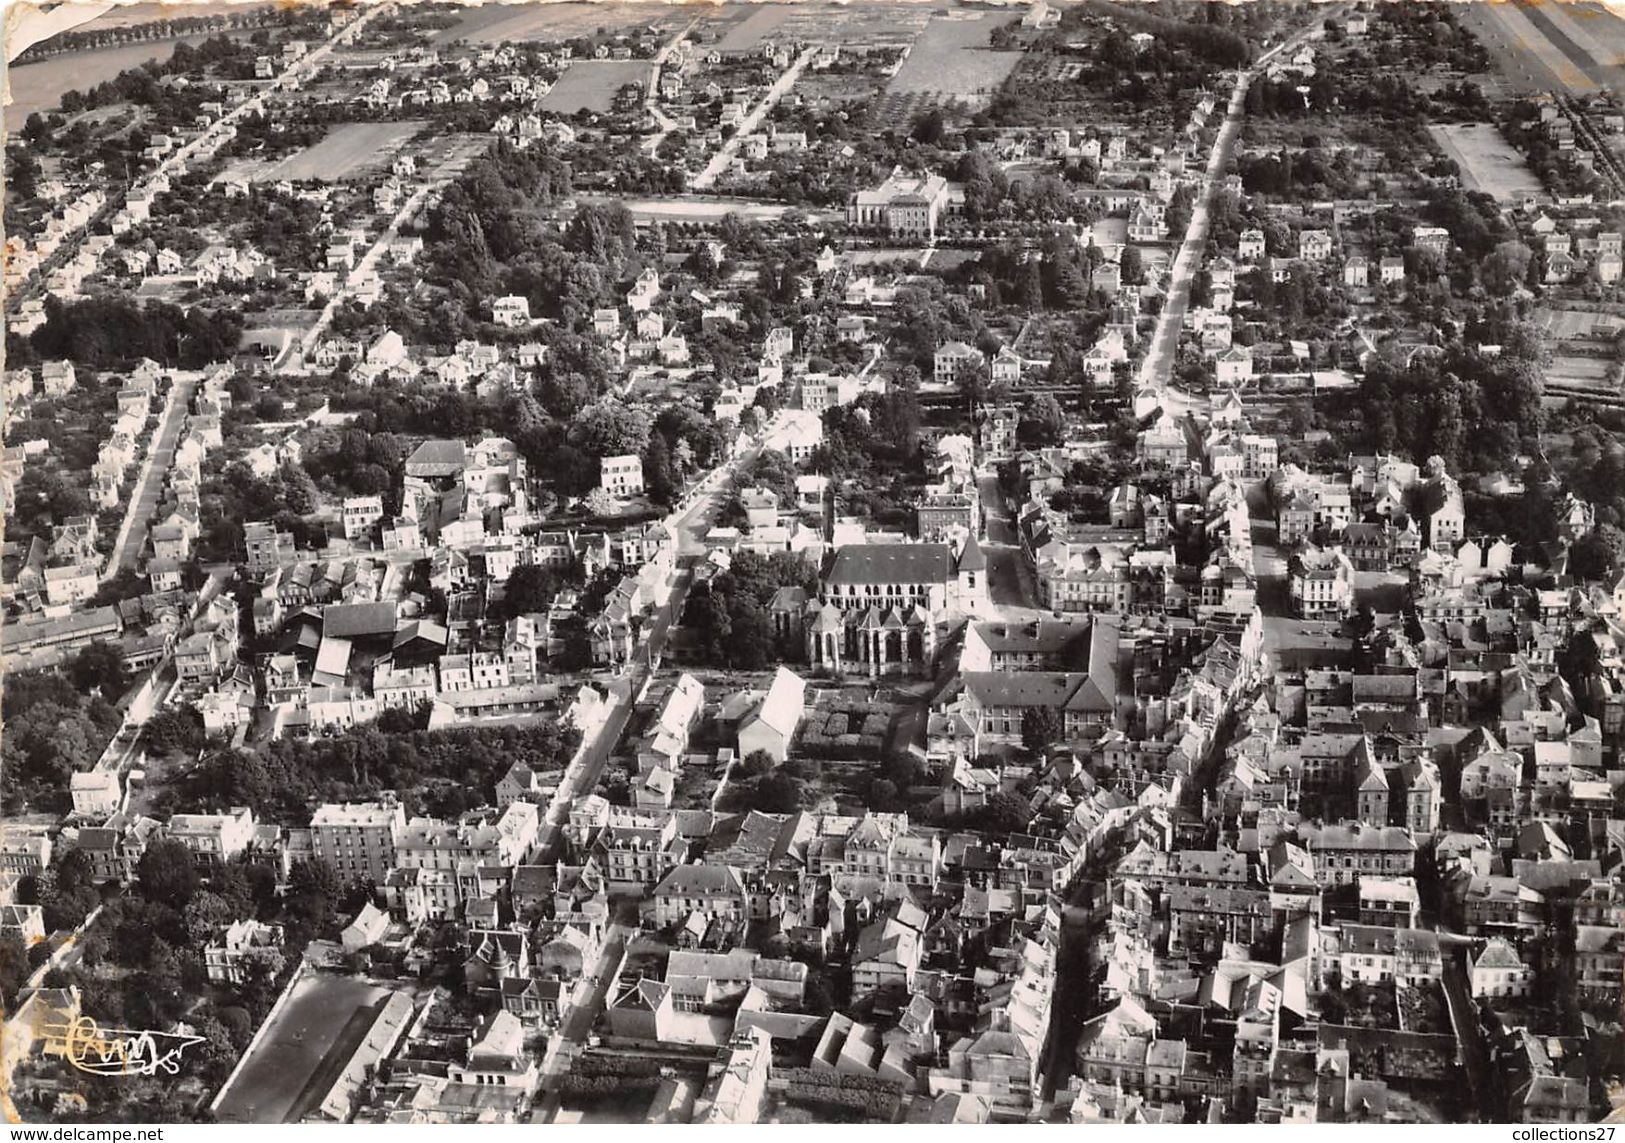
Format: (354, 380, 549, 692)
(212, 974, 397, 1123)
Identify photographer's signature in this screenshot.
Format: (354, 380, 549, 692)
(56, 1016, 203, 1077)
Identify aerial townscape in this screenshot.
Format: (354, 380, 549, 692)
(9, 0, 1625, 1128)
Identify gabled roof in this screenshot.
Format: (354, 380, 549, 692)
(826, 543, 953, 587)
(405, 438, 466, 477)
(322, 601, 397, 639)
(746, 668, 805, 737)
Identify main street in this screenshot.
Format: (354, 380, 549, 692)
(524, 425, 778, 1102)
(534, 416, 780, 860)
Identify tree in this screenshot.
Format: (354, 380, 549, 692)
(962, 790, 1032, 834)
(568, 397, 652, 460)
(284, 858, 344, 940)
(0, 934, 28, 1007)
(1119, 245, 1144, 287)
(1018, 393, 1066, 447)
(70, 642, 131, 698)
(739, 750, 776, 778)
(643, 431, 678, 507)
(912, 108, 946, 145)
(183, 891, 235, 945)
(735, 770, 803, 813)
(189, 1013, 240, 1083)
(8, 148, 41, 201)
(1021, 707, 1064, 759)
(36, 848, 99, 932)
(215, 1005, 254, 1051)
(1570, 526, 1625, 582)
(499, 564, 562, 619)
(1483, 240, 1533, 297)
(145, 704, 206, 756)
(136, 839, 200, 910)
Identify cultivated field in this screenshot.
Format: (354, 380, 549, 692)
(1539, 306, 1623, 339)
(714, 5, 795, 52)
(886, 13, 1022, 106)
(1552, 355, 1613, 380)
(431, 2, 676, 46)
(541, 60, 655, 114)
(238, 121, 428, 183)
(213, 976, 401, 1123)
(746, 2, 928, 48)
(1457, 1, 1625, 95)
(1427, 123, 1541, 203)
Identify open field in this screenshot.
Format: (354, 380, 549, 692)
(715, 5, 794, 52)
(541, 60, 655, 113)
(887, 13, 1021, 104)
(1516, 0, 1625, 87)
(1454, 1, 1625, 95)
(1427, 123, 1541, 203)
(7, 33, 239, 118)
(431, 2, 675, 46)
(236, 121, 427, 183)
(747, 2, 928, 47)
(213, 975, 399, 1123)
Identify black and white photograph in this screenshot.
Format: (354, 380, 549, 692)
(3, 0, 1625, 1127)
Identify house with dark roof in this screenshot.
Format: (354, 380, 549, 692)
(321, 601, 398, 641)
(822, 543, 955, 611)
(405, 439, 467, 480)
(954, 659, 1120, 747)
(648, 864, 748, 929)
(607, 978, 676, 1040)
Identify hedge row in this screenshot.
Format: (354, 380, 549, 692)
(556, 1074, 662, 1099)
(782, 1085, 901, 1121)
(776, 1068, 906, 1095)
(574, 1055, 668, 1079)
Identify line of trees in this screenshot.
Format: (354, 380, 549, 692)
(27, 295, 244, 370)
(167, 720, 582, 823)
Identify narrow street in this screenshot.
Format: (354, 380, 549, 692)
(535, 420, 778, 862)
(105, 374, 197, 578)
(534, 920, 633, 1121)
(1138, 8, 1349, 399)
(976, 469, 1043, 614)
(643, 17, 701, 158)
(1440, 945, 1497, 1121)
(690, 47, 815, 191)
